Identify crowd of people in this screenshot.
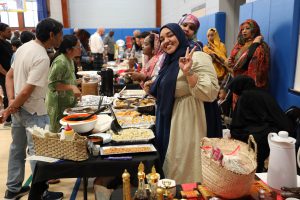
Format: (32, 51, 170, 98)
(0, 13, 295, 199)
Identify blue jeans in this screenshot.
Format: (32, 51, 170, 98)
(6, 108, 49, 193)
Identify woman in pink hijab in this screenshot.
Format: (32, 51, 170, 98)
(129, 33, 164, 86)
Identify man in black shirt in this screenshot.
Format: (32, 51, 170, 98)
(0, 23, 13, 123)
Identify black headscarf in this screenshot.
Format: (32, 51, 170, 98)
(229, 75, 292, 172)
(228, 75, 256, 96)
(150, 23, 188, 161)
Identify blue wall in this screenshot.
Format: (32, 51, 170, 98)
(63, 12, 226, 45)
(197, 12, 226, 45)
(63, 28, 159, 42)
(239, 0, 300, 110)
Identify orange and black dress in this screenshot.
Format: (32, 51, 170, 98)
(229, 19, 270, 89)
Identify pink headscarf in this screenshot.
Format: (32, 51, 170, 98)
(141, 33, 163, 83)
(178, 14, 200, 34)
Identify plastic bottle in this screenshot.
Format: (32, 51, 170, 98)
(64, 124, 74, 141)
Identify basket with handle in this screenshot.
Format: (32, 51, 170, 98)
(200, 135, 257, 199)
(32, 133, 89, 161)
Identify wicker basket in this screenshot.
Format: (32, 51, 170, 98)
(200, 135, 257, 199)
(32, 133, 89, 161)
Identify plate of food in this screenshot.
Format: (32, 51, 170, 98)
(100, 144, 156, 155)
(110, 128, 155, 143)
(113, 99, 136, 109)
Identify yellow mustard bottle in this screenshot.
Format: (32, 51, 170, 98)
(64, 124, 74, 141)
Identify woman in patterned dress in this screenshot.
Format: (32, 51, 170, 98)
(46, 35, 81, 132)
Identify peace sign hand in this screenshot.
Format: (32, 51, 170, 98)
(179, 46, 197, 76)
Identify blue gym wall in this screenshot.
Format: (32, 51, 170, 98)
(63, 28, 159, 42)
(240, 0, 300, 110)
(197, 12, 226, 45)
(63, 12, 226, 46)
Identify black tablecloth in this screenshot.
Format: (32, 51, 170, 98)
(29, 152, 162, 199)
(114, 83, 141, 92)
(110, 185, 183, 200)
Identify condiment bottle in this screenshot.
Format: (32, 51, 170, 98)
(148, 166, 159, 200)
(133, 162, 148, 200)
(64, 124, 74, 141)
(156, 187, 164, 200)
(122, 169, 131, 200)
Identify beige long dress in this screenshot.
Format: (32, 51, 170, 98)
(163, 51, 219, 183)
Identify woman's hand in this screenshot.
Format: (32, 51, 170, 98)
(144, 80, 154, 94)
(227, 57, 233, 66)
(209, 53, 216, 60)
(208, 43, 214, 50)
(72, 86, 81, 100)
(253, 35, 263, 44)
(179, 46, 196, 76)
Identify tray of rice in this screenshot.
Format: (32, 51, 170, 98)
(110, 128, 155, 143)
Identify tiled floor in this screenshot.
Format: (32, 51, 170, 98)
(0, 125, 96, 199)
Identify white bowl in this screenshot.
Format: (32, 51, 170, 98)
(60, 114, 98, 133)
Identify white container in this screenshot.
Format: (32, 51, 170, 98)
(157, 179, 176, 197)
(60, 114, 97, 133)
(267, 131, 298, 190)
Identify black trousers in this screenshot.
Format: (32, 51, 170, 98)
(108, 53, 114, 61)
(92, 53, 103, 70)
(0, 75, 11, 122)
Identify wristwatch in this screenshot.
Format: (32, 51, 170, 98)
(186, 68, 194, 76)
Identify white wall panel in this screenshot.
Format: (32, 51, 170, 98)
(161, 0, 220, 25)
(68, 0, 155, 28)
(49, 0, 63, 23)
(219, 0, 246, 56)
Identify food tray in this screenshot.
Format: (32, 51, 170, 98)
(111, 128, 155, 142)
(132, 98, 155, 107)
(100, 144, 156, 155)
(114, 110, 141, 117)
(64, 106, 110, 115)
(117, 115, 155, 129)
(77, 95, 114, 107)
(113, 99, 136, 109)
(120, 90, 146, 98)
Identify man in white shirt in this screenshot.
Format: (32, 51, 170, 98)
(1, 18, 64, 200)
(89, 27, 105, 70)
